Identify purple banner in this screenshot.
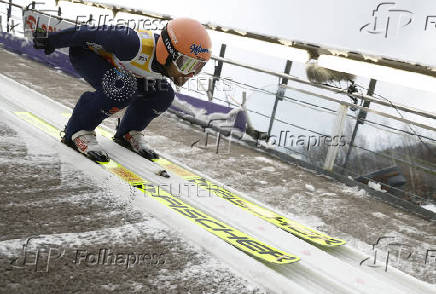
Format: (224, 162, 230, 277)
(0, 33, 79, 77)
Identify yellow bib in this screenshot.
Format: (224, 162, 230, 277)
(87, 30, 163, 80)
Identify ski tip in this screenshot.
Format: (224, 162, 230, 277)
(158, 170, 170, 178)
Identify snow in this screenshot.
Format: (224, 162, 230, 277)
(371, 212, 387, 219)
(304, 184, 316, 192)
(171, 94, 243, 129)
(340, 185, 369, 198)
(368, 181, 388, 193)
(260, 166, 276, 172)
(422, 204, 436, 213)
(254, 156, 274, 164)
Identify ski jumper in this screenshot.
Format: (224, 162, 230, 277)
(46, 25, 175, 140)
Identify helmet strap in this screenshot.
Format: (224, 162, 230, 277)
(161, 25, 179, 67)
(151, 49, 169, 78)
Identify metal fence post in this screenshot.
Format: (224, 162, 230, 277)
(6, 0, 12, 33)
(323, 104, 348, 171)
(207, 43, 226, 101)
(342, 78, 377, 169)
(10, 18, 14, 34)
(267, 60, 292, 137)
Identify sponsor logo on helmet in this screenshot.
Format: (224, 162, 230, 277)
(190, 44, 209, 56)
(167, 27, 178, 44)
(164, 37, 178, 60)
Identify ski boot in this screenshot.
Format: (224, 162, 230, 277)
(113, 130, 159, 161)
(62, 130, 110, 162)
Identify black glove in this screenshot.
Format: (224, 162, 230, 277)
(32, 30, 55, 55)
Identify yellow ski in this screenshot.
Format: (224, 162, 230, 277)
(15, 111, 300, 264)
(156, 159, 346, 247)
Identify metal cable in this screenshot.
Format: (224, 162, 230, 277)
(201, 73, 436, 143)
(0, 11, 22, 20)
(202, 72, 340, 115)
(185, 81, 436, 175)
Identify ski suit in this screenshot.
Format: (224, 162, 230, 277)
(46, 25, 175, 140)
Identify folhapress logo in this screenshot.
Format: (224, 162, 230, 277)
(360, 2, 413, 38)
(9, 236, 65, 273)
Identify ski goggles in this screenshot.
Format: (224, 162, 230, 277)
(161, 26, 207, 75)
(173, 54, 206, 75)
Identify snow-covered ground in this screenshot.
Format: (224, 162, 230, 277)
(422, 205, 436, 213)
(0, 47, 435, 293)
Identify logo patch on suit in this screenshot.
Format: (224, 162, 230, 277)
(137, 54, 149, 65)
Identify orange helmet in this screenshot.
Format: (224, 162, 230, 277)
(156, 18, 212, 75)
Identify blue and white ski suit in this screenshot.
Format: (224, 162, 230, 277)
(47, 25, 174, 140)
